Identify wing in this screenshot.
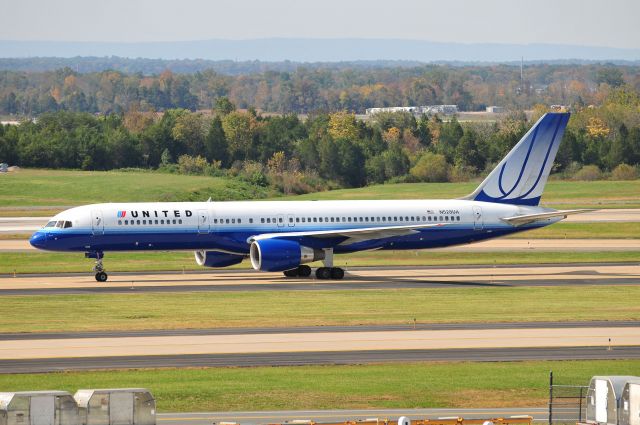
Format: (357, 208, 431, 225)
(248, 223, 446, 245)
(501, 209, 595, 227)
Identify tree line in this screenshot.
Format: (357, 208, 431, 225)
(1, 63, 639, 117)
(1, 88, 639, 194)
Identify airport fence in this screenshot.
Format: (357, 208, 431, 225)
(548, 371, 588, 424)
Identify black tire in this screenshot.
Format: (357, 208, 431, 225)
(297, 265, 312, 277)
(95, 271, 108, 282)
(315, 267, 331, 280)
(330, 267, 345, 280)
(283, 269, 299, 277)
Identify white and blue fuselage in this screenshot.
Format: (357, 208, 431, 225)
(30, 113, 586, 280)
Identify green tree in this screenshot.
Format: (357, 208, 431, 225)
(215, 97, 236, 115)
(222, 111, 256, 161)
(204, 116, 229, 165)
(410, 152, 449, 182)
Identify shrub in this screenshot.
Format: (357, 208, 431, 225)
(611, 163, 638, 180)
(410, 152, 449, 182)
(573, 165, 602, 181)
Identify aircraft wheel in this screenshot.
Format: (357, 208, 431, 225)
(315, 267, 332, 280)
(283, 269, 299, 277)
(297, 265, 312, 277)
(330, 267, 345, 280)
(95, 271, 108, 282)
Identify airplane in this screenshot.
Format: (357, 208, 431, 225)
(30, 112, 590, 282)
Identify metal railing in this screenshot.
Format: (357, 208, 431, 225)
(549, 371, 588, 424)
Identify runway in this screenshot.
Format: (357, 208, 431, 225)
(2, 320, 637, 341)
(1, 263, 638, 295)
(156, 407, 574, 425)
(1, 346, 638, 373)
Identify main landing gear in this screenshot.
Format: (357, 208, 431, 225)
(86, 251, 108, 282)
(282, 248, 345, 280)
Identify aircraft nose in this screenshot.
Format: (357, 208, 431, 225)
(29, 232, 46, 249)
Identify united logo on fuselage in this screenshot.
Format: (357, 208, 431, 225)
(116, 210, 193, 219)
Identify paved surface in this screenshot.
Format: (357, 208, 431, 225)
(0, 263, 638, 295)
(1, 346, 638, 373)
(156, 407, 577, 425)
(1, 326, 638, 360)
(1, 320, 637, 341)
(3, 238, 640, 253)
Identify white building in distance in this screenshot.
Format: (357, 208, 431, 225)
(366, 105, 458, 116)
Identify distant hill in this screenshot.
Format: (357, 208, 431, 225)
(1, 38, 639, 63)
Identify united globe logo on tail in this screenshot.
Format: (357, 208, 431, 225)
(469, 113, 570, 206)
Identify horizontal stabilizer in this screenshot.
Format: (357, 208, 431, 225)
(501, 209, 595, 227)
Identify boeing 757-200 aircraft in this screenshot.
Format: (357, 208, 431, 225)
(30, 112, 589, 282)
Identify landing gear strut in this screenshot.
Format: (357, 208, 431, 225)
(281, 248, 345, 280)
(86, 251, 108, 282)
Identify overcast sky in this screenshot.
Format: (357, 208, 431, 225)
(1, 0, 639, 49)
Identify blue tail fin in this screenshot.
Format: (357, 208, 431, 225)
(466, 112, 570, 206)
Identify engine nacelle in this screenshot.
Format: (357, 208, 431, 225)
(194, 250, 244, 268)
(250, 239, 324, 272)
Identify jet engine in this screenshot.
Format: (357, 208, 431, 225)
(194, 250, 244, 268)
(250, 239, 324, 272)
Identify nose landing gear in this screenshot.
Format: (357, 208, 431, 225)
(86, 251, 108, 282)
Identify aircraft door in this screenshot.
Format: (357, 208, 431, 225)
(197, 209, 209, 234)
(91, 210, 104, 235)
(472, 206, 483, 231)
(287, 214, 295, 227)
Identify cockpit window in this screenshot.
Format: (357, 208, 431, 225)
(55, 221, 64, 228)
(64, 221, 73, 228)
(44, 221, 56, 228)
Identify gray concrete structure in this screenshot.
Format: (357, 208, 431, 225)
(620, 380, 640, 425)
(0, 391, 79, 425)
(586, 377, 639, 425)
(74, 390, 155, 425)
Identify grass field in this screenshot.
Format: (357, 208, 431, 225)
(2, 169, 639, 210)
(1, 286, 638, 333)
(1, 250, 639, 274)
(1, 360, 637, 411)
(0, 169, 272, 207)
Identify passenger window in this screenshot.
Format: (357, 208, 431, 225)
(319, 217, 323, 222)
(457, 216, 460, 221)
(232, 218, 236, 224)
(330, 217, 334, 222)
(267, 218, 271, 223)
(279, 218, 283, 223)
(445, 216, 449, 221)
(313, 217, 317, 222)
(143, 220, 146, 225)
(118, 220, 122, 225)
(214, 219, 218, 224)
(137, 220, 141, 225)
(342, 217, 346, 222)
(399, 217, 403, 221)
(261, 218, 265, 223)
(155, 220, 159, 224)
(289, 217, 294, 223)
(296, 218, 300, 222)
(160, 220, 163, 224)
(359, 217, 363, 222)
(179, 219, 183, 224)
(302, 218, 306, 223)
(365, 217, 369, 222)
(238, 219, 242, 224)
(173, 219, 177, 224)
(348, 217, 352, 222)
(411, 216, 414, 221)
(382, 217, 386, 222)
